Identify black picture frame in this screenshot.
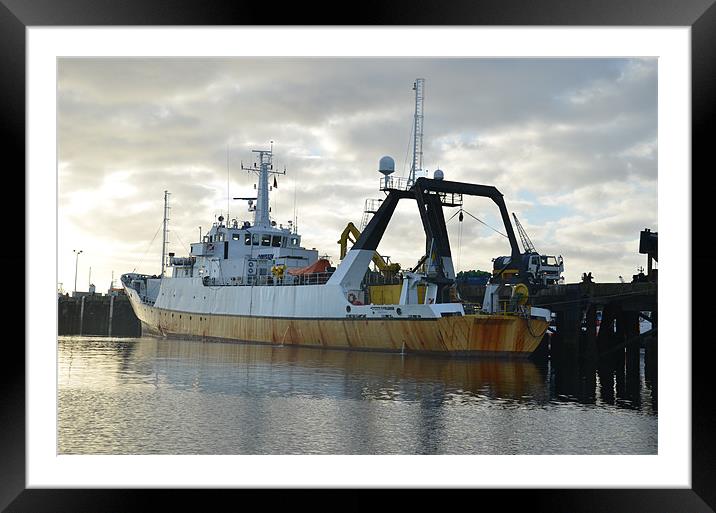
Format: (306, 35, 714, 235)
(3, 1, 712, 511)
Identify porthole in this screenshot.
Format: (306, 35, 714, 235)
(396, 308, 402, 315)
(346, 305, 351, 313)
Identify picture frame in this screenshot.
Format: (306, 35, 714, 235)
(3, 0, 712, 510)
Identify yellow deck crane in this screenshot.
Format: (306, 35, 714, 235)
(338, 222, 413, 304)
(338, 222, 401, 275)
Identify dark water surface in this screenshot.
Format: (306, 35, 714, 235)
(58, 336, 657, 454)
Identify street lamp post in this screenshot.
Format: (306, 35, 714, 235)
(73, 249, 83, 295)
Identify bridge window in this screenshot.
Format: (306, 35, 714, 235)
(232, 233, 240, 241)
(252, 234, 259, 246)
(290, 237, 299, 246)
(272, 235, 282, 247)
(261, 234, 271, 246)
(244, 233, 251, 245)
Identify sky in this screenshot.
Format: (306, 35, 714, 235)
(57, 57, 657, 293)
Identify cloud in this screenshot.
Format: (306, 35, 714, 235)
(57, 57, 657, 290)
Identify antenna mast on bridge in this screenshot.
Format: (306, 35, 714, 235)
(407, 78, 425, 188)
(161, 190, 171, 277)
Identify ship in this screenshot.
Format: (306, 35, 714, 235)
(122, 79, 551, 356)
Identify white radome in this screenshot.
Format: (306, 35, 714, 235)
(378, 156, 395, 175)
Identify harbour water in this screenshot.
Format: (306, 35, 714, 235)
(58, 335, 657, 455)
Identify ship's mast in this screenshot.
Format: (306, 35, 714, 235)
(161, 190, 170, 276)
(241, 142, 285, 229)
(407, 78, 425, 188)
(255, 150, 271, 228)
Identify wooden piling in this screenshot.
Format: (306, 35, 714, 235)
(108, 295, 115, 337)
(597, 303, 618, 356)
(550, 301, 583, 397)
(564, 306, 582, 351)
(645, 310, 658, 371)
(623, 310, 641, 406)
(79, 296, 85, 336)
(583, 304, 598, 362)
(624, 311, 640, 370)
(580, 304, 599, 401)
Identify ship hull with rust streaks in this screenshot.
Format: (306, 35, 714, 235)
(129, 298, 548, 356)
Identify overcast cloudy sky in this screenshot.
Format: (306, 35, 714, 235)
(58, 57, 657, 293)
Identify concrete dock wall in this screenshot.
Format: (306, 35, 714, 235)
(58, 294, 141, 337)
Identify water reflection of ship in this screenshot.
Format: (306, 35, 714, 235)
(129, 337, 550, 403)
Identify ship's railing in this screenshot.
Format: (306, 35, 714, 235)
(251, 272, 333, 286)
(379, 175, 412, 191)
(461, 302, 482, 315)
(379, 176, 463, 206)
(364, 198, 383, 213)
(461, 301, 525, 316)
(362, 273, 402, 286)
(202, 272, 334, 287)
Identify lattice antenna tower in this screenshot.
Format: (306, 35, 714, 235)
(161, 190, 171, 276)
(407, 78, 425, 188)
